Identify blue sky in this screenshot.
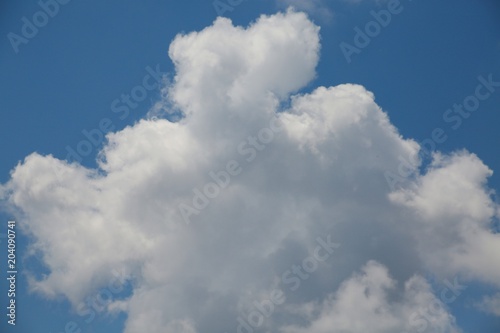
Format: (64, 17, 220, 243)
(1, 1, 500, 332)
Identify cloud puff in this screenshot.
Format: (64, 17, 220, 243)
(1, 9, 499, 333)
(390, 152, 500, 286)
(276, 0, 334, 22)
(281, 261, 460, 333)
(275, 0, 385, 22)
(477, 293, 500, 316)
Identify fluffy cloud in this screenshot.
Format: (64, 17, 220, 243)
(389, 151, 500, 286)
(1, 9, 499, 333)
(281, 261, 460, 333)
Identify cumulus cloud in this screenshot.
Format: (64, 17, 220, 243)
(281, 261, 460, 333)
(389, 151, 500, 286)
(1, 9, 499, 333)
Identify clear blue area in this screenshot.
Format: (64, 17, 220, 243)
(0, 0, 499, 332)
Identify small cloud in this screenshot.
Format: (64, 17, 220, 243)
(277, 0, 334, 23)
(476, 293, 500, 316)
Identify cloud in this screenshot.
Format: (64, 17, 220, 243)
(275, 0, 387, 20)
(281, 261, 460, 333)
(389, 151, 500, 286)
(276, 0, 334, 22)
(1, 9, 499, 333)
(476, 293, 500, 316)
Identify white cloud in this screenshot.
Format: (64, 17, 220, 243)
(281, 261, 460, 333)
(389, 151, 500, 286)
(276, 0, 334, 22)
(476, 293, 500, 316)
(1, 9, 499, 333)
(276, 0, 387, 20)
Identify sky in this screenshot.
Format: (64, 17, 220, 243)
(0, 0, 500, 332)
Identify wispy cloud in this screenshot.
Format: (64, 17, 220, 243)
(277, 0, 334, 22)
(476, 293, 500, 316)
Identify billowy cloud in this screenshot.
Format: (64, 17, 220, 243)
(1, 9, 499, 333)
